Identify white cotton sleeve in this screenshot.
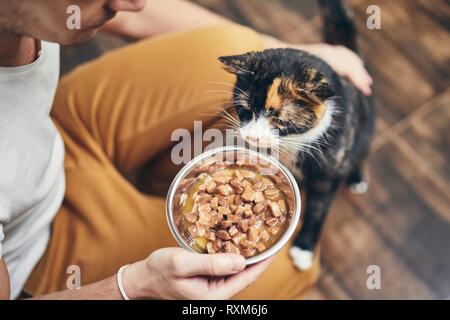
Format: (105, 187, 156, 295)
(0, 201, 7, 259)
(0, 224, 4, 259)
(0, 222, 3, 259)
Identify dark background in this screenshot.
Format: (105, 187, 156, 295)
(60, 0, 450, 299)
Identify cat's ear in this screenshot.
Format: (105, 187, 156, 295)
(303, 69, 336, 100)
(218, 54, 254, 76)
(316, 82, 336, 100)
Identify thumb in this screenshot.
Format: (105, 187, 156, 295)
(173, 251, 246, 277)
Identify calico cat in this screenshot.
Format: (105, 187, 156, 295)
(218, 0, 375, 270)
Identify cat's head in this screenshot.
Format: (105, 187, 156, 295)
(218, 49, 338, 150)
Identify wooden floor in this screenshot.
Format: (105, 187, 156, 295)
(60, 0, 450, 299)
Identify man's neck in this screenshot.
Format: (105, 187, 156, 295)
(0, 34, 38, 67)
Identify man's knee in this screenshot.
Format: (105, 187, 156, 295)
(210, 24, 264, 55)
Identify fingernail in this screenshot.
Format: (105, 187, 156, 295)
(231, 256, 246, 272)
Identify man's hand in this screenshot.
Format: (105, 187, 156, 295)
(303, 43, 373, 96)
(264, 36, 373, 96)
(122, 248, 273, 300)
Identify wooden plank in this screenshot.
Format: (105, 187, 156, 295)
(400, 92, 450, 185)
(193, 0, 320, 41)
(275, 0, 446, 131)
(190, 0, 247, 23)
(314, 267, 354, 299)
(414, 0, 450, 31)
(319, 190, 437, 299)
(372, 88, 450, 151)
(356, 0, 450, 93)
(278, 0, 320, 22)
(297, 270, 353, 300)
(353, 12, 436, 127)
(325, 138, 450, 298)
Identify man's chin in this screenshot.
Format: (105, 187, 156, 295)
(58, 29, 99, 46)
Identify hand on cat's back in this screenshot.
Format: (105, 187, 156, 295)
(264, 36, 373, 96)
(304, 43, 373, 96)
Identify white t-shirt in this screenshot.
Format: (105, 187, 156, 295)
(0, 41, 64, 299)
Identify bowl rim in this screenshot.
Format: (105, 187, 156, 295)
(165, 145, 302, 265)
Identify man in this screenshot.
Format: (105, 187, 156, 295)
(0, 0, 372, 299)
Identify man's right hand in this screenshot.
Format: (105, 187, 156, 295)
(121, 247, 273, 300)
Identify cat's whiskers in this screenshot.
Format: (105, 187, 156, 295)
(231, 100, 250, 108)
(207, 98, 249, 110)
(275, 144, 304, 167)
(280, 138, 322, 153)
(282, 142, 324, 164)
(286, 119, 301, 136)
(224, 110, 241, 129)
(202, 89, 244, 100)
(277, 137, 324, 166)
(200, 100, 235, 117)
(215, 123, 239, 130)
(200, 97, 242, 114)
(217, 110, 241, 130)
(203, 85, 251, 110)
(207, 81, 250, 98)
(199, 107, 240, 131)
(284, 145, 318, 166)
(274, 146, 292, 159)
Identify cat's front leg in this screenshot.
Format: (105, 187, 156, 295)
(290, 177, 341, 271)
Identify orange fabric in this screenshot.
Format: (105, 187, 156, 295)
(24, 24, 320, 299)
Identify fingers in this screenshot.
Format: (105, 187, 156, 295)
(161, 248, 274, 299)
(213, 256, 275, 299)
(170, 249, 246, 277)
(336, 47, 372, 96)
(292, 43, 373, 96)
(347, 65, 373, 96)
(346, 52, 373, 96)
(329, 46, 373, 96)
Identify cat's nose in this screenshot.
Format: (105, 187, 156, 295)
(239, 116, 278, 148)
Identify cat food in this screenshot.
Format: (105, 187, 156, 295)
(172, 154, 295, 258)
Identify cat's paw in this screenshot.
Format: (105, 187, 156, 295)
(289, 246, 314, 271)
(349, 180, 369, 194)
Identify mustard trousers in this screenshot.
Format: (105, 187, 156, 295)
(24, 24, 319, 299)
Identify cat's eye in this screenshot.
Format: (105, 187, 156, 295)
(236, 106, 254, 123)
(271, 117, 298, 136)
(266, 107, 277, 117)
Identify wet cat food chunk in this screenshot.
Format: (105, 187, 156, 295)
(174, 157, 293, 259)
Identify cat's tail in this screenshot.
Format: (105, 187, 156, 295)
(317, 0, 358, 52)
